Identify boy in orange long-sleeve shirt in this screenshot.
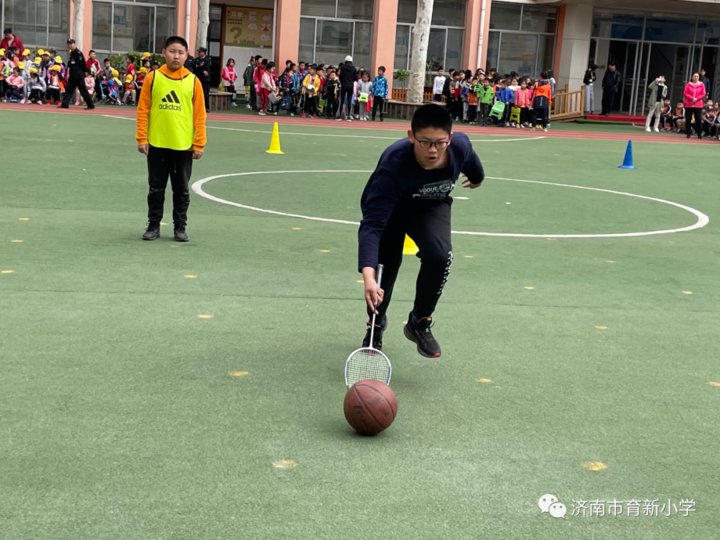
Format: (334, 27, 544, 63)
(532, 71, 553, 132)
(136, 35, 206, 242)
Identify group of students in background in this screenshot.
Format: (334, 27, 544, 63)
(431, 66, 555, 132)
(5, 27, 718, 142)
(220, 54, 389, 121)
(0, 44, 155, 107)
(643, 71, 719, 140)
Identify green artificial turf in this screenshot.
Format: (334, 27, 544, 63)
(0, 109, 718, 539)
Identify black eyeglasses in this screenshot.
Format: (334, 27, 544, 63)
(415, 139, 450, 150)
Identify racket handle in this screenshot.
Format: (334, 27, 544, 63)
(369, 263, 384, 347)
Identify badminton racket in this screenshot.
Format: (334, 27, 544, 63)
(345, 264, 392, 388)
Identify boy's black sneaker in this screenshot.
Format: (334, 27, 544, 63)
(403, 312, 442, 358)
(174, 228, 189, 242)
(362, 314, 387, 350)
(142, 223, 160, 241)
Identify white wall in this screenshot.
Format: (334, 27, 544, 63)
(557, 2, 594, 92)
(217, 46, 273, 94)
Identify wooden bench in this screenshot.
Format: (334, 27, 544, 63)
(209, 90, 233, 111)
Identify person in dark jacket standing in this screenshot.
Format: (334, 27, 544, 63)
(338, 55, 357, 120)
(699, 68, 711, 99)
(193, 47, 212, 112)
(358, 104, 485, 358)
(59, 39, 94, 109)
(601, 62, 621, 116)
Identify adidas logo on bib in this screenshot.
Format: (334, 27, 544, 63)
(159, 90, 182, 110)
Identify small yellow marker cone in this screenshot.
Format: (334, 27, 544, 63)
(583, 461, 608, 471)
(266, 122, 284, 154)
(403, 235, 418, 255)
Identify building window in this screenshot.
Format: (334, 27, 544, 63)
(298, 0, 373, 68)
(398, 0, 465, 27)
(393, 0, 465, 73)
(394, 24, 464, 72)
(487, 2, 557, 77)
(299, 17, 373, 68)
(301, 0, 373, 20)
(394, 25, 410, 71)
(91, 0, 176, 53)
(1, 0, 70, 50)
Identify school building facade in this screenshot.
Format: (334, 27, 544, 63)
(3, 0, 720, 114)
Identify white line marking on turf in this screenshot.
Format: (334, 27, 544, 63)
(469, 177, 710, 238)
(100, 114, 544, 142)
(193, 170, 361, 225)
(191, 170, 710, 239)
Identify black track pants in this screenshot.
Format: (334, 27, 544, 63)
(146, 146, 193, 227)
(369, 199, 454, 320)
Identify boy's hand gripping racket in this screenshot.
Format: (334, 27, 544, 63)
(344, 264, 392, 388)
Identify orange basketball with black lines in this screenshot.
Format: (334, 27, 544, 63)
(344, 379, 398, 436)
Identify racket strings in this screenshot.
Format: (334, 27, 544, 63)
(346, 347, 391, 386)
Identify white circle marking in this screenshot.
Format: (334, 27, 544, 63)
(191, 170, 709, 239)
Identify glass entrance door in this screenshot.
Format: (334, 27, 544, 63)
(592, 39, 693, 115)
(637, 43, 688, 115)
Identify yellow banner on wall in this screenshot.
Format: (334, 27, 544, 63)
(225, 7, 273, 49)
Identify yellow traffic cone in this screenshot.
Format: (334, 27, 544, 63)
(266, 122, 284, 155)
(403, 235, 419, 255)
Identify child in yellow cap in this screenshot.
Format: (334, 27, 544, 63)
(122, 73, 136, 105)
(28, 66, 46, 104)
(136, 66, 147, 89)
(47, 64, 63, 104)
(105, 69, 121, 105)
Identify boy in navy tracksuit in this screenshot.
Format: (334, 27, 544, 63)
(495, 81, 514, 125)
(358, 104, 485, 358)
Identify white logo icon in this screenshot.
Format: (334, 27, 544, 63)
(538, 494, 566, 519)
(538, 493, 558, 513)
(549, 501, 567, 518)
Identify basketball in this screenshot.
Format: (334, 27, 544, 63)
(343, 379, 398, 436)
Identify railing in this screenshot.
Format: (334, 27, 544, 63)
(390, 85, 586, 120)
(390, 88, 433, 102)
(552, 87, 584, 120)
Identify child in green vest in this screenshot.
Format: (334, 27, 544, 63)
(478, 79, 495, 126)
